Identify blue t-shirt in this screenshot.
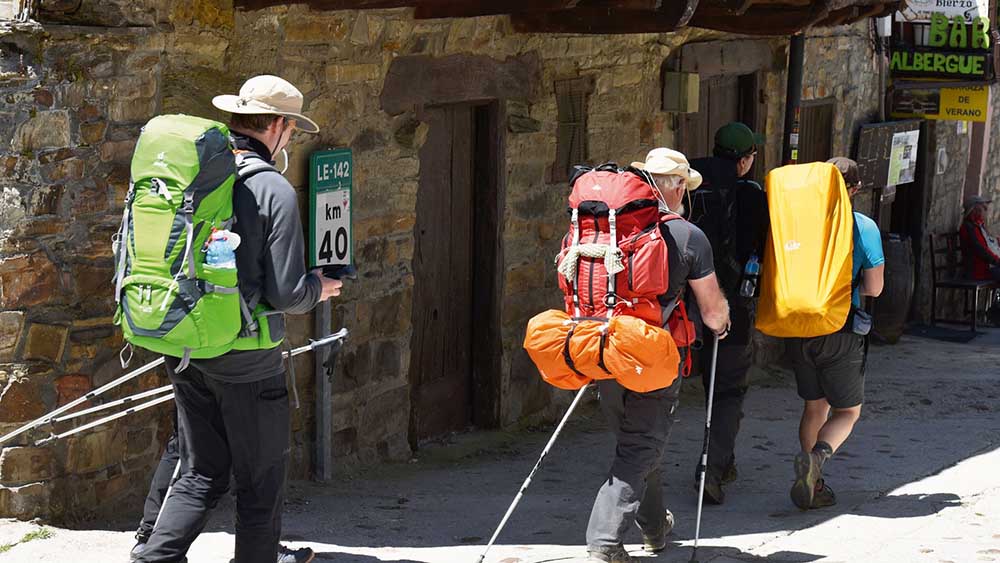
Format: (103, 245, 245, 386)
(852, 212, 885, 307)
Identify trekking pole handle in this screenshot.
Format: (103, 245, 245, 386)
(287, 328, 349, 358)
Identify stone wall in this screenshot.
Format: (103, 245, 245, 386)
(0, 2, 891, 522)
(0, 20, 169, 520)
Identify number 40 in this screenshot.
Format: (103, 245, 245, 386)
(319, 227, 349, 262)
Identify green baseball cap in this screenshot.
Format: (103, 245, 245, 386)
(714, 122, 765, 158)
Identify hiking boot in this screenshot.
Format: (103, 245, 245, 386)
(129, 539, 145, 562)
(790, 451, 822, 510)
(638, 509, 674, 553)
(587, 545, 635, 563)
(694, 473, 725, 505)
(130, 539, 187, 563)
(276, 545, 315, 563)
(810, 479, 837, 509)
(722, 461, 738, 484)
(229, 545, 314, 563)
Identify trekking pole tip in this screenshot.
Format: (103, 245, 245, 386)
(475, 555, 485, 563)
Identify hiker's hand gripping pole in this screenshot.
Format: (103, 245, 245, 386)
(475, 384, 591, 563)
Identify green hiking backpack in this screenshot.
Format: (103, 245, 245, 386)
(113, 114, 245, 369)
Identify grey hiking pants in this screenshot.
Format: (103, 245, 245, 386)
(586, 373, 682, 553)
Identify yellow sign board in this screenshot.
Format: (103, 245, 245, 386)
(891, 85, 990, 122)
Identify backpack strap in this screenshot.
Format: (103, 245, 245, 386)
(113, 182, 135, 302)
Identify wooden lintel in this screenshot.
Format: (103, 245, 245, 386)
(689, 5, 821, 36)
(511, 6, 691, 34)
(414, 0, 580, 20)
(235, 0, 416, 11)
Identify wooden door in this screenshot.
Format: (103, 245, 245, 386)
(798, 100, 836, 164)
(409, 104, 501, 444)
(680, 74, 741, 158)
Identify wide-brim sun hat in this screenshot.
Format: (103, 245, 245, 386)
(631, 147, 703, 191)
(212, 75, 320, 134)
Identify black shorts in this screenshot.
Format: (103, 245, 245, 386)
(787, 332, 865, 408)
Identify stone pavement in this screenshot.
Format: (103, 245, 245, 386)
(2, 328, 999, 563)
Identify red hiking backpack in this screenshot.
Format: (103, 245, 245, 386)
(524, 164, 696, 391)
(556, 165, 676, 326)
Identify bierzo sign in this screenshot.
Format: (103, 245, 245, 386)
(896, 0, 989, 24)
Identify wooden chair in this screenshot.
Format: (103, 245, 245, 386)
(928, 232, 1000, 332)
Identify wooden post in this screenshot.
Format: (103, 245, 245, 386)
(313, 300, 333, 482)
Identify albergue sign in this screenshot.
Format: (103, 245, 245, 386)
(890, 10, 994, 81)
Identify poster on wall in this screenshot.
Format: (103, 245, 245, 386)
(896, 0, 990, 23)
(887, 130, 920, 186)
(891, 85, 990, 122)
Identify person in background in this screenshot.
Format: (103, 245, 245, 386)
(959, 195, 1000, 281)
(687, 122, 769, 504)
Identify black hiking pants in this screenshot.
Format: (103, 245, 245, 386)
(137, 363, 290, 563)
(699, 305, 753, 481)
(137, 417, 181, 542)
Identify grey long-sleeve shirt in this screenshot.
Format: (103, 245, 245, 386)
(185, 134, 322, 382)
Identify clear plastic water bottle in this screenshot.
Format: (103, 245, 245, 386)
(205, 229, 240, 269)
(739, 254, 760, 298)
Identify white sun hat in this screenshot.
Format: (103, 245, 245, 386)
(631, 148, 703, 191)
(212, 75, 320, 134)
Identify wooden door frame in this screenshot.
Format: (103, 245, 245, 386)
(381, 54, 532, 441)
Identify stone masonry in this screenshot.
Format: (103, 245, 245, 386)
(1, 1, 903, 522)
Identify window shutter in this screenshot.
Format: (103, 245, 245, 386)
(551, 77, 594, 183)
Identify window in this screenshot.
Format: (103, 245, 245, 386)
(551, 76, 593, 183)
(0, 0, 28, 21)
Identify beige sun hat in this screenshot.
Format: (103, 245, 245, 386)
(631, 148, 703, 191)
(212, 75, 320, 134)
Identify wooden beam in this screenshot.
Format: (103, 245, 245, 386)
(689, 4, 823, 35)
(414, 0, 580, 19)
(235, 0, 415, 11)
(510, 5, 693, 34)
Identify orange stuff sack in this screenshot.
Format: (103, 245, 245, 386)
(604, 315, 681, 392)
(523, 310, 593, 390)
(756, 162, 854, 337)
(524, 310, 680, 393)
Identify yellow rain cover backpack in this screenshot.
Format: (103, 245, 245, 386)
(756, 162, 854, 337)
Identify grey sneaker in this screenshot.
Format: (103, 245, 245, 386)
(587, 545, 635, 563)
(229, 545, 314, 563)
(790, 451, 822, 510)
(638, 509, 674, 552)
(277, 545, 315, 563)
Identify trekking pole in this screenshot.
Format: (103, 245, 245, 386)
(31, 329, 352, 446)
(475, 384, 591, 563)
(0, 356, 167, 447)
(691, 335, 720, 563)
(152, 458, 183, 531)
(35, 393, 176, 445)
(49, 384, 173, 424)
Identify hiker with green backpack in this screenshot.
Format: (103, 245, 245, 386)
(119, 75, 341, 563)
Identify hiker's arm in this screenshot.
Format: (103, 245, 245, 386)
(860, 265, 884, 297)
(261, 180, 323, 314)
(689, 274, 731, 337)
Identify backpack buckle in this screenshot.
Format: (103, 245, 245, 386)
(181, 193, 194, 214)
